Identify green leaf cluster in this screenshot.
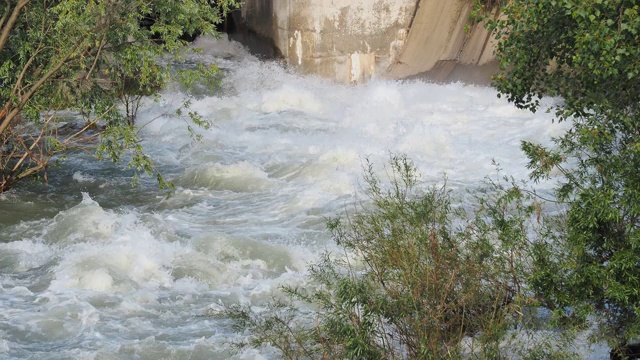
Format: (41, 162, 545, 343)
(0, 0, 239, 191)
(487, 0, 640, 350)
(489, 0, 640, 115)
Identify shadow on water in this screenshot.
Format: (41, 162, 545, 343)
(0, 151, 178, 232)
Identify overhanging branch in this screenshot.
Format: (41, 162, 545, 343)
(0, 0, 29, 53)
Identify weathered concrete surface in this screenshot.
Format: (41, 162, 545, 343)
(232, 0, 498, 84)
(232, 0, 417, 83)
(386, 0, 499, 83)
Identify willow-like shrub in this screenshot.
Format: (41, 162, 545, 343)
(224, 155, 576, 359)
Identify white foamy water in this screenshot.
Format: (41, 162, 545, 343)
(1, 36, 606, 359)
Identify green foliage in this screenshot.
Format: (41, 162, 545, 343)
(486, 0, 640, 350)
(488, 0, 640, 115)
(0, 0, 239, 192)
(224, 156, 577, 359)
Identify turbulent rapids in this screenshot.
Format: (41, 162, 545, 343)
(0, 37, 581, 359)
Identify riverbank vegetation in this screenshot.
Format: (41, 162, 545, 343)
(223, 0, 640, 358)
(0, 0, 238, 192)
(224, 156, 576, 359)
(490, 0, 640, 357)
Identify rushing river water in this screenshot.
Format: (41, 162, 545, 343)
(0, 37, 606, 359)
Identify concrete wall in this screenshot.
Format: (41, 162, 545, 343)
(232, 0, 498, 84)
(386, 0, 499, 83)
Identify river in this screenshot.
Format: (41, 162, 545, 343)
(1, 36, 601, 359)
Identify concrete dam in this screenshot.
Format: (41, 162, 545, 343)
(229, 0, 499, 84)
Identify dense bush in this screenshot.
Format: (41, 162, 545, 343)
(0, 0, 238, 192)
(487, 0, 640, 354)
(223, 156, 576, 359)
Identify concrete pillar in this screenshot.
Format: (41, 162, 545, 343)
(234, 0, 417, 83)
(232, 0, 499, 84)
